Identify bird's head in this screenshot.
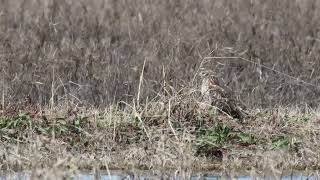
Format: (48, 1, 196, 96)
(199, 70, 220, 86)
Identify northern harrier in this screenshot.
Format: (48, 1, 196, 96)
(200, 71, 249, 120)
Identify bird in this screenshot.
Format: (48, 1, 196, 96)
(200, 71, 249, 121)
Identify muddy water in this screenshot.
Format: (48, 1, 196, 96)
(0, 171, 318, 180)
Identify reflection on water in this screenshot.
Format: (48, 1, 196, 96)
(0, 171, 318, 180)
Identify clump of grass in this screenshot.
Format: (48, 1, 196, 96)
(196, 123, 257, 159)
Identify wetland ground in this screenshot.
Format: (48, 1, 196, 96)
(1, 0, 320, 178)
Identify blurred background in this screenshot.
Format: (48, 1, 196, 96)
(1, 0, 320, 109)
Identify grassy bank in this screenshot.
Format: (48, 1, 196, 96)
(1, 88, 319, 172)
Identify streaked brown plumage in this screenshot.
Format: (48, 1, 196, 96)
(200, 71, 248, 120)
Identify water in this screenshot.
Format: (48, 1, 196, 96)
(0, 170, 318, 180)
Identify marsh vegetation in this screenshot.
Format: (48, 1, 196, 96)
(1, 0, 320, 178)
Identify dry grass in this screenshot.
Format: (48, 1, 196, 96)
(0, 83, 320, 172)
(1, 0, 320, 108)
(1, 0, 320, 176)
